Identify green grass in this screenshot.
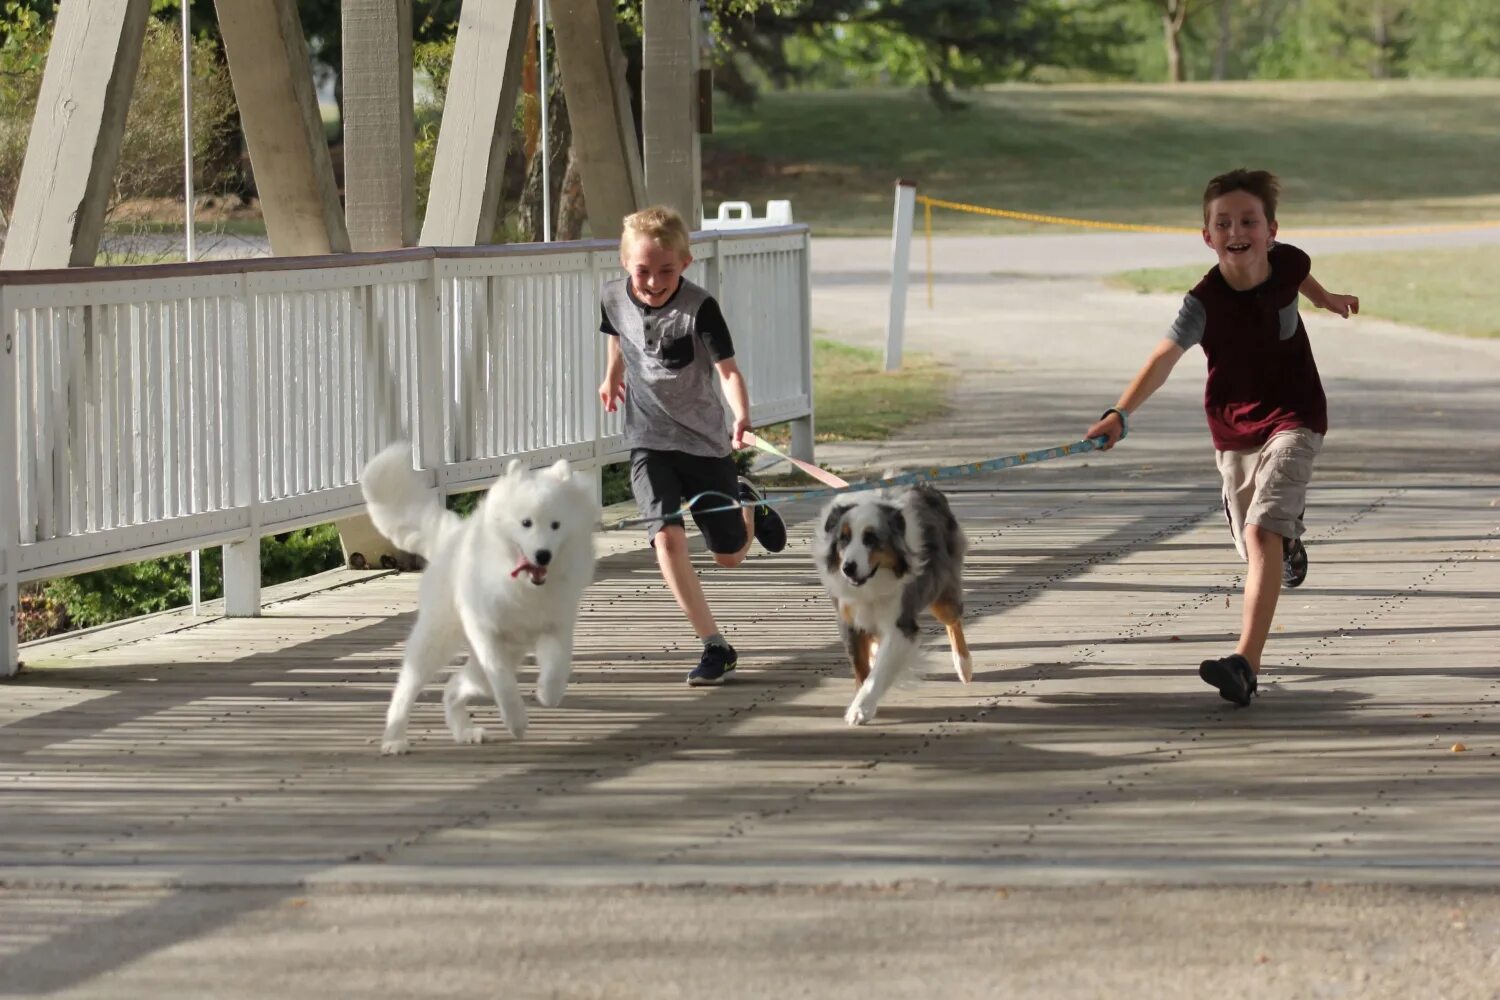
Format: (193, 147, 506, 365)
(755, 336, 950, 445)
(105, 218, 269, 238)
(806, 337, 951, 440)
(1112, 244, 1500, 339)
(703, 80, 1500, 236)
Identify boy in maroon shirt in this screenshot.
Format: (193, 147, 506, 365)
(1086, 169, 1359, 706)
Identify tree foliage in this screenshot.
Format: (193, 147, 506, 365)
(1119, 0, 1500, 82)
(2, 6, 238, 224)
(712, 0, 1128, 105)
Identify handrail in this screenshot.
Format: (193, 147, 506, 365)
(1, 224, 816, 673)
(0, 225, 814, 286)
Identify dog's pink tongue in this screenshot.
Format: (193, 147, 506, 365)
(511, 555, 547, 584)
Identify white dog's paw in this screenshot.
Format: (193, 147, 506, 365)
(953, 651, 973, 684)
(534, 673, 569, 708)
(844, 702, 874, 726)
(451, 725, 485, 745)
(501, 703, 529, 740)
(381, 737, 410, 756)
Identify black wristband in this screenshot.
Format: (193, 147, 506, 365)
(1100, 407, 1129, 439)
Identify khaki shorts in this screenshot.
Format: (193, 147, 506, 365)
(1215, 428, 1322, 561)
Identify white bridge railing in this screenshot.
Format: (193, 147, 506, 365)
(1, 226, 814, 673)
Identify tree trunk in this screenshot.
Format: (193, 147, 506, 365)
(555, 146, 586, 240)
(1370, 4, 1391, 79)
(1213, 0, 1232, 80)
(1161, 0, 1189, 83)
(516, 76, 571, 242)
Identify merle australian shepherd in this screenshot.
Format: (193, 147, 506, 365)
(815, 483, 970, 725)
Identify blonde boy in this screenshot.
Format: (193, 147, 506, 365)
(598, 206, 787, 685)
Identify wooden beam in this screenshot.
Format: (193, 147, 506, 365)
(418, 0, 531, 246)
(641, 0, 700, 227)
(343, 0, 416, 250)
(217, 0, 350, 255)
(0, 0, 151, 269)
(551, 0, 644, 239)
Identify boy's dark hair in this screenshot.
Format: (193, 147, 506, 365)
(1202, 169, 1280, 224)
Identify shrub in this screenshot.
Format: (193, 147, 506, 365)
(41, 526, 344, 633)
(1, 14, 238, 237)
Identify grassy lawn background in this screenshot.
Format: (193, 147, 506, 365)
(1113, 244, 1500, 338)
(799, 338, 951, 441)
(703, 80, 1500, 236)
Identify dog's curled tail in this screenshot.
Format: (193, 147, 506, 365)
(360, 442, 454, 559)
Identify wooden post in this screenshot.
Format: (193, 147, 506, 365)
(222, 280, 261, 617)
(343, 0, 416, 250)
(418, 0, 531, 246)
(338, 0, 416, 570)
(791, 228, 815, 463)
(550, 0, 644, 238)
(217, 0, 350, 256)
(884, 180, 916, 372)
(0, 286, 19, 673)
(0, 0, 152, 269)
(641, 0, 700, 226)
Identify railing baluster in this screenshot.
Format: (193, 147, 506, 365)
(0, 287, 18, 675)
(0, 232, 810, 629)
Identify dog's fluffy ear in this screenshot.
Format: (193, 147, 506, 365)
(821, 500, 852, 536)
(880, 504, 908, 547)
(548, 458, 573, 481)
(505, 458, 525, 479)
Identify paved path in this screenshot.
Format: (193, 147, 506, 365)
(3, 233, 1499, 997)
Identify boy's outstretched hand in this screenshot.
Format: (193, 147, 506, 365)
(1321, 292, 1360, 318)
(1085, 410, 1126, 450)
(598, 377, 625, 413)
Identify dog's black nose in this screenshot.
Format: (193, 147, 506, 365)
(534, 549, 552, 566)
(842, 560, 859, 577)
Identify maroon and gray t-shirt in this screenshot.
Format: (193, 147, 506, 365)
(1166, 242, 1327, 452)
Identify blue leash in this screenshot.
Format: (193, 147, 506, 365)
(603, 434, 1114, 531)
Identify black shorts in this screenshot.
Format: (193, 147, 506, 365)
(630, 448, 747, 554)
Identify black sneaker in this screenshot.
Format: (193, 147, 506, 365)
(737, 478, 787, 553)
(1283, 536, 1308, 589)
(1199, 654, 1257, 707)
(687, 641, 738, 686)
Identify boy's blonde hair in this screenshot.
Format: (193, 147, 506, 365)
(621, 206, 691, 259)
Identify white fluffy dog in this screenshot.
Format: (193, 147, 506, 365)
(360, 442, 599, 754)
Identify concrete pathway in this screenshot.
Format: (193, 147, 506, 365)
(3, 233, 1498, 998)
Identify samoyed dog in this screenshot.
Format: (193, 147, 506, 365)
(361, 442, 599, 754)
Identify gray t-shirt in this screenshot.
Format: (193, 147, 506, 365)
(600, 277, 736, 457)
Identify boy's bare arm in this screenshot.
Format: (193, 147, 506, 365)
(1299, 274, 1359, 318)
(714, 358, 752, 449)
(1085, 338, 1186, 449)
(598, 336, 626, 412)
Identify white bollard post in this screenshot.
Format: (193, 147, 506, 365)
(884, 179, 916, 372)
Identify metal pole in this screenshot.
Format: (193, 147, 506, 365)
(182, 0, 201, 614)
(538, 0, 551, 242)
